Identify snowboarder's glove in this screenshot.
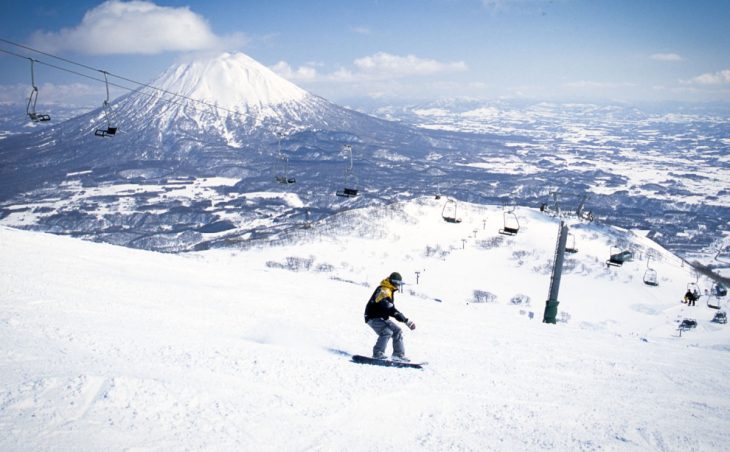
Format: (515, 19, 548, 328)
(406, 320, 416, 330)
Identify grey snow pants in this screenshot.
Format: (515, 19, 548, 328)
(367, 318, 405, 357)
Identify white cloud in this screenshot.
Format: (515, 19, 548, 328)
(481, 0, 555, 12)
(28, 0, 244, 55)
(270, 61, 318, 81)
(350, 26, 371, 35)
(272, 53, 467, 84)
(270, 53, 472, 102)
(350, 52, 467, 79)
(562, 80, 636, 89)
(650, 53, 683, 62)
(687, 69, 730, 85)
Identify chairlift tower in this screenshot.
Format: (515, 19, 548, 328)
(543, 221, 569, 324)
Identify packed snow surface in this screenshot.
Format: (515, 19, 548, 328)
(2, 197, 729, 450)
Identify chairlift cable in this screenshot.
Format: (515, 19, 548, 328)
(0, 40, 246, 116)
(0, 48, 244, 120)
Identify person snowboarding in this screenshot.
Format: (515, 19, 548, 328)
(363, 272, 416, 362)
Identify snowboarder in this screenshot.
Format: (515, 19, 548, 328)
(364, 272, 416, 362)
(684, 289, 698, 306)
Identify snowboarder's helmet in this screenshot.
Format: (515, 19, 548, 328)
(389, 272, 403, 286)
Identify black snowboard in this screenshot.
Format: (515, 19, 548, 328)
(351, 354, 425, 369)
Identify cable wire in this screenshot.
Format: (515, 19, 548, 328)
(0, 38, 247, 116)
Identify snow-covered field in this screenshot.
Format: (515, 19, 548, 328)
(2, 197, 729, 450)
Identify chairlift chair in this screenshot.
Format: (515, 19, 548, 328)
(606, 247, 632, 267)
(441, 199, 462, 223)
(711, 311, 727, 324)
(575, 193, 592, 221)
(335, 144, 359, 198)
(276, 176, 296, 184)
(643, 257, 658, 286)
(643, 269, 658, 286)
(274, 134, 296, 184)
(274, 157, 296, 184)
(498, 211, 519, 235)
(26, 59, 50, 122)
(678, 319, 697, 331)
(94, 71, 117, 137)
(707, 296, 721, 310)
(336, 187, 359, 197)
(687, 281, 701, 297)
(565, 233, 578, 253)
(580, 210, 595, 222)
(713, 282, 727, 297)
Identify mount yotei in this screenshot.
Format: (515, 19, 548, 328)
(0, 52, 439, 198)
(0, 52, 451, 250)
(1, 52, 729, 260)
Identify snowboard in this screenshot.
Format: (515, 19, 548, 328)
(351, 354, 426, 369)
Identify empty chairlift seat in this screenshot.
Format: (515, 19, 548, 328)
(441, 199, 462, 223)
(26, 59, 51, 122)
(643, 268, 658, 286)
(565, 233, 578, 253)
(95, 126, 117, 137)
(711, 311, 727, 324)
(335, 144, 359, 198)
(498, 211, 519, 235)
(94, 71, 117, 137)
(336, 187, 359, 197)
(607, 250, 632, 267)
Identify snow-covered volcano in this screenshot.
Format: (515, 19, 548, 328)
(154, 52, 309, 111)
(115, 51, 339, 139)
(0, 51, 427, 202)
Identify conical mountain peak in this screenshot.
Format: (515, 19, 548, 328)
(152, 52, 309, 111)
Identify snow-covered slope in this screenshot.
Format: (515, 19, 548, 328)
(2, 197, 729, 450)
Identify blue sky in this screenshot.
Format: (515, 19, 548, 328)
(1, 0, 729, 106)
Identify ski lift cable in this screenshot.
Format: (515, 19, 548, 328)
(0, 49, 183, 112)
(0, 48, 243, 121)
(0, 38, 243, 114)
(0, 40, 245, 116)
